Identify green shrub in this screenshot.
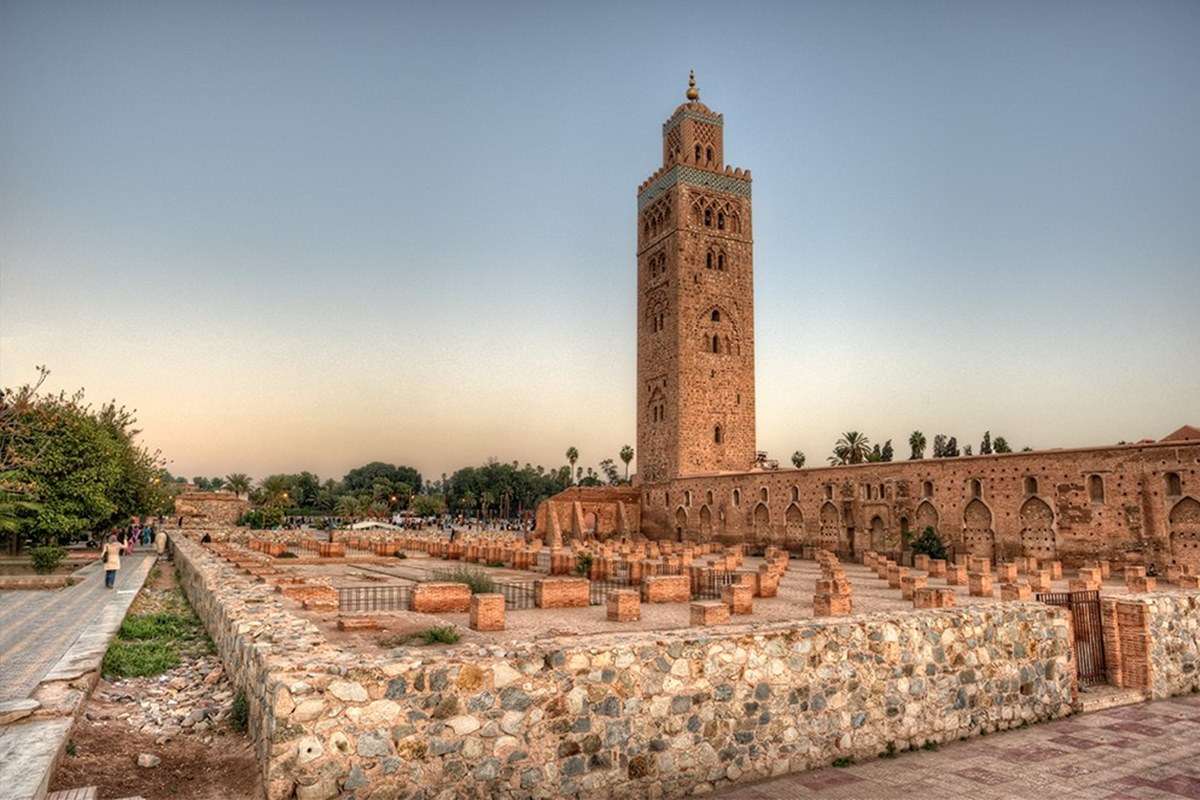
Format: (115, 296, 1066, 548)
(102, 641, 179, 677)
(575, 553, 594, 576)
(910, 527, 947, 560)
(119, 612, 195, 641)
(276, 551, 298, 558)
(881, 741, 897, 759)
(485, 560, 505, 568)
(231, 691, 249, 732)
(238, 507, 284, 529)
(432, 567, 495, 594)
(831, 756, 854, 768)
(921, 740, 939, 751)
(30, 545, 67, 574)
(419, 626, 460, 645)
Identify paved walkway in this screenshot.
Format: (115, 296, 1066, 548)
(720, 695, 1200, 799)
(0, 552, 154, 702)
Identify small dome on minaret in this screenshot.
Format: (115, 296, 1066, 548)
(685, 69, 699, 101)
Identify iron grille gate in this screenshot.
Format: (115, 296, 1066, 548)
(338, 585, 412, 612)
(1036, 590, 1107, 686)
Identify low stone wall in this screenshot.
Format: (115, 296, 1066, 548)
(171, 533, 1085, 800)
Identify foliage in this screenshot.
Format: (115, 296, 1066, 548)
(576, 552, 594, 576)
(1, 368, 165, 551)
(910, 526, 947, 560)
(342, 462, 422, 498)
(102, 641, 179, 678)
(791, 450, 805, 469)
(565, 447, 579, 484)
(980, 431, 993, 455)
(880, 440, 893, 462)
(993, 436, 1012, 453)
(909, 430, 926, 460)
(433, 567, 496, 594)
(30, 544, 67, 574)
(619, 445, 634, 479)
(832, 757, 855, 768)
(410, 494, 446, 516)
(419, 626, 460, 645)
(598, 458, 621, 485)
(932, 434, 946, 458)
(444, 459, 570, 518)
(231, 691, 249, 732)
(963, 444, 973, 456)
(224, 473, 252, 496)
(944, 436, 960, 457)
(119, 612, 198, 641)
(829, 431, 870, 465)
(239, 506, 283, 529)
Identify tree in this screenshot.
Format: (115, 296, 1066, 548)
(619, 445, 634, 479)
(881, 440, 894, 462)
(565, 447, 579, 484)
(342, 462, 422, 497)
(993, 436, 1012, 454)
(334, 494, 364, 519)
(932, 434, 947, 458)
(943, 437, 960, 458)
(979, 431, 992, 455)
(910, 527, 946, 560)
(411, 494, 446, 516)
(791, 450, 806, 469)
(908, 431, 926, 460)
(208, 476, 226, 492)
(963, 444, 973, 456)
(599, 458, 620, 486)
(866, 444, 883, 462)
(225, 473, 251, 498)
(830, 431, 871, 465)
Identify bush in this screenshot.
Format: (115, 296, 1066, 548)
(575, 553, 594, 577)
(419, 626, 460, 645)
(238, 507, 284, 529)
(433, 567, 495, 594)
(119, 612, 194, 641)
(102, 641, 179, 677)
(30, 545, 67, 574)
(231, 691, 249, 733)
(910, 527, 947, 561)
(485, 560, 505, 568)
(276, 551, 298, 558)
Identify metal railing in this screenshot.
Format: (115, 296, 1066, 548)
(494, 579, 537, 610)
(691, 570, 739, 600)
(337, 584, 412, 612)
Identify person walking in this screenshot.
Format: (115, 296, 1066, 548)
(101, 534, 122, 589)
(154, 525, 167, 556)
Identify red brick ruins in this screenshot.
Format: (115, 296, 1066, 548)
(537, 76, 1200, 572)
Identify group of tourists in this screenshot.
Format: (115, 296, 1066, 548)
(97, 518, 168, 589)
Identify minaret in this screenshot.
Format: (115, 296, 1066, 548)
(636, 73, 756, 483)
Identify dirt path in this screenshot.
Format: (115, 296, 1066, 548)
(50, 561, 261, 800)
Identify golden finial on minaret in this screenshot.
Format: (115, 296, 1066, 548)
(686, 69, 699, 101)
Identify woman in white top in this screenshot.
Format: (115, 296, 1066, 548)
(101, 533, 121, 588)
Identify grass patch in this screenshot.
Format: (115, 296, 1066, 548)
(102, 640, 180, 677)
(485, 560, 505, 568)
(231, 691, 249, 733)
(431, 567, 495, 594)
(119, 612, 196, 641)
(921, 740, 939, 752)
(832, 756, 854, 768)
(378, 625, 461, 648)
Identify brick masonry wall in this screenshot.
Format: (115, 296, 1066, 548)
(1102, 591, 1200, 699)
(172, 532, 1087, 800)
(638, 440, 1200, 569)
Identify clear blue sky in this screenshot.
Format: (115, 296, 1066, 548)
(2, 0, 1198, 482)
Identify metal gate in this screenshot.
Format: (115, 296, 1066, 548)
(1037, 590, 1107, 685)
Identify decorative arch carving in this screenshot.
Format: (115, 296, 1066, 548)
(819, 501, 841, 552)
(1169, 496, 1200, 565)
(699, 504, 713, 539)
(752, 502, 771, 546)
(785, 503, 804, 551)
(962, 498, 995, 560)
(915, 500, 939, 534)
(1019, 496, 1056, 560)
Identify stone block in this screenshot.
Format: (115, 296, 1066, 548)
(317, 542, 345, 558)
(968, 556, 991, 575)
(1125, 575, 1156, 593)
(606, 589, 641, 622)
(337, 617, 381, 631)
(535, 577, 590, 609)
(997, 563, 1018, 582)
(690, 600, 730, 626)
(913, 587, 956, 609)
(945, 565, 968, 586)
(927, 559, 947, 578)
(469, 593, 505, 631)
(813, 593, 852, 617)
(886, 565, 908, 589)
(913, 554, 931, 571)
(900, 574, 927, 600)
(1030, 569, 1052, 592)
(1068, 578, 1099, 593)
(642, 574, 691, 604)
(1078, 567, 1103, 585)
(722, 583, 754, 615)
(1042, 560, 1063, 580)
(411, 582, 472, 613)
(1000, 582, 1032, 601)
(968, 572, 993, 597)
(1177, 575, 1200, 589)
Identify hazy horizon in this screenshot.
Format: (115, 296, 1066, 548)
(3, 1, 1198, 482)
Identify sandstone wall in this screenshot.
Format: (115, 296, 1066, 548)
(174, 491, 251, 526)
(642, 440, 1200, 569)
(171, 532, 1083, 800)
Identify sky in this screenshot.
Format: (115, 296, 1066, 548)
(2, 0, 1198, 484)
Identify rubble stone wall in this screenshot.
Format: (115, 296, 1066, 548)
(170, 533, 1088, 800)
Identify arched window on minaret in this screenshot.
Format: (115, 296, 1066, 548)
(706, 146, 713, 163)
(717, 212, 725, 230)
(694, 144, 702, 162)
(711, 309, 720, 322)
(714, 425, 723, 444)
(706, 251, 712, 269)
(703, 208, 712, 227)
(717, 252, 725, 270)
(711, 335, 720, 354)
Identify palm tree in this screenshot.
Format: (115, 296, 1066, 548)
(334, 494, 364, 520)
(225, 473, 251, 498)
(908, 431, 926, 460)
(791, 450, 805, 469)
(619, 445, 634, 479)
(566, 447, 579, 484)
(208, 476, 226, 492)
(833, 431, 871, 465)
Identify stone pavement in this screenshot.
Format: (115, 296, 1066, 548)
(719, 694, 1200, 799)
(0, 552, 154, 702)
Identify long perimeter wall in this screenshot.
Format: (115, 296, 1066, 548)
(639, 440, 1200, 568)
